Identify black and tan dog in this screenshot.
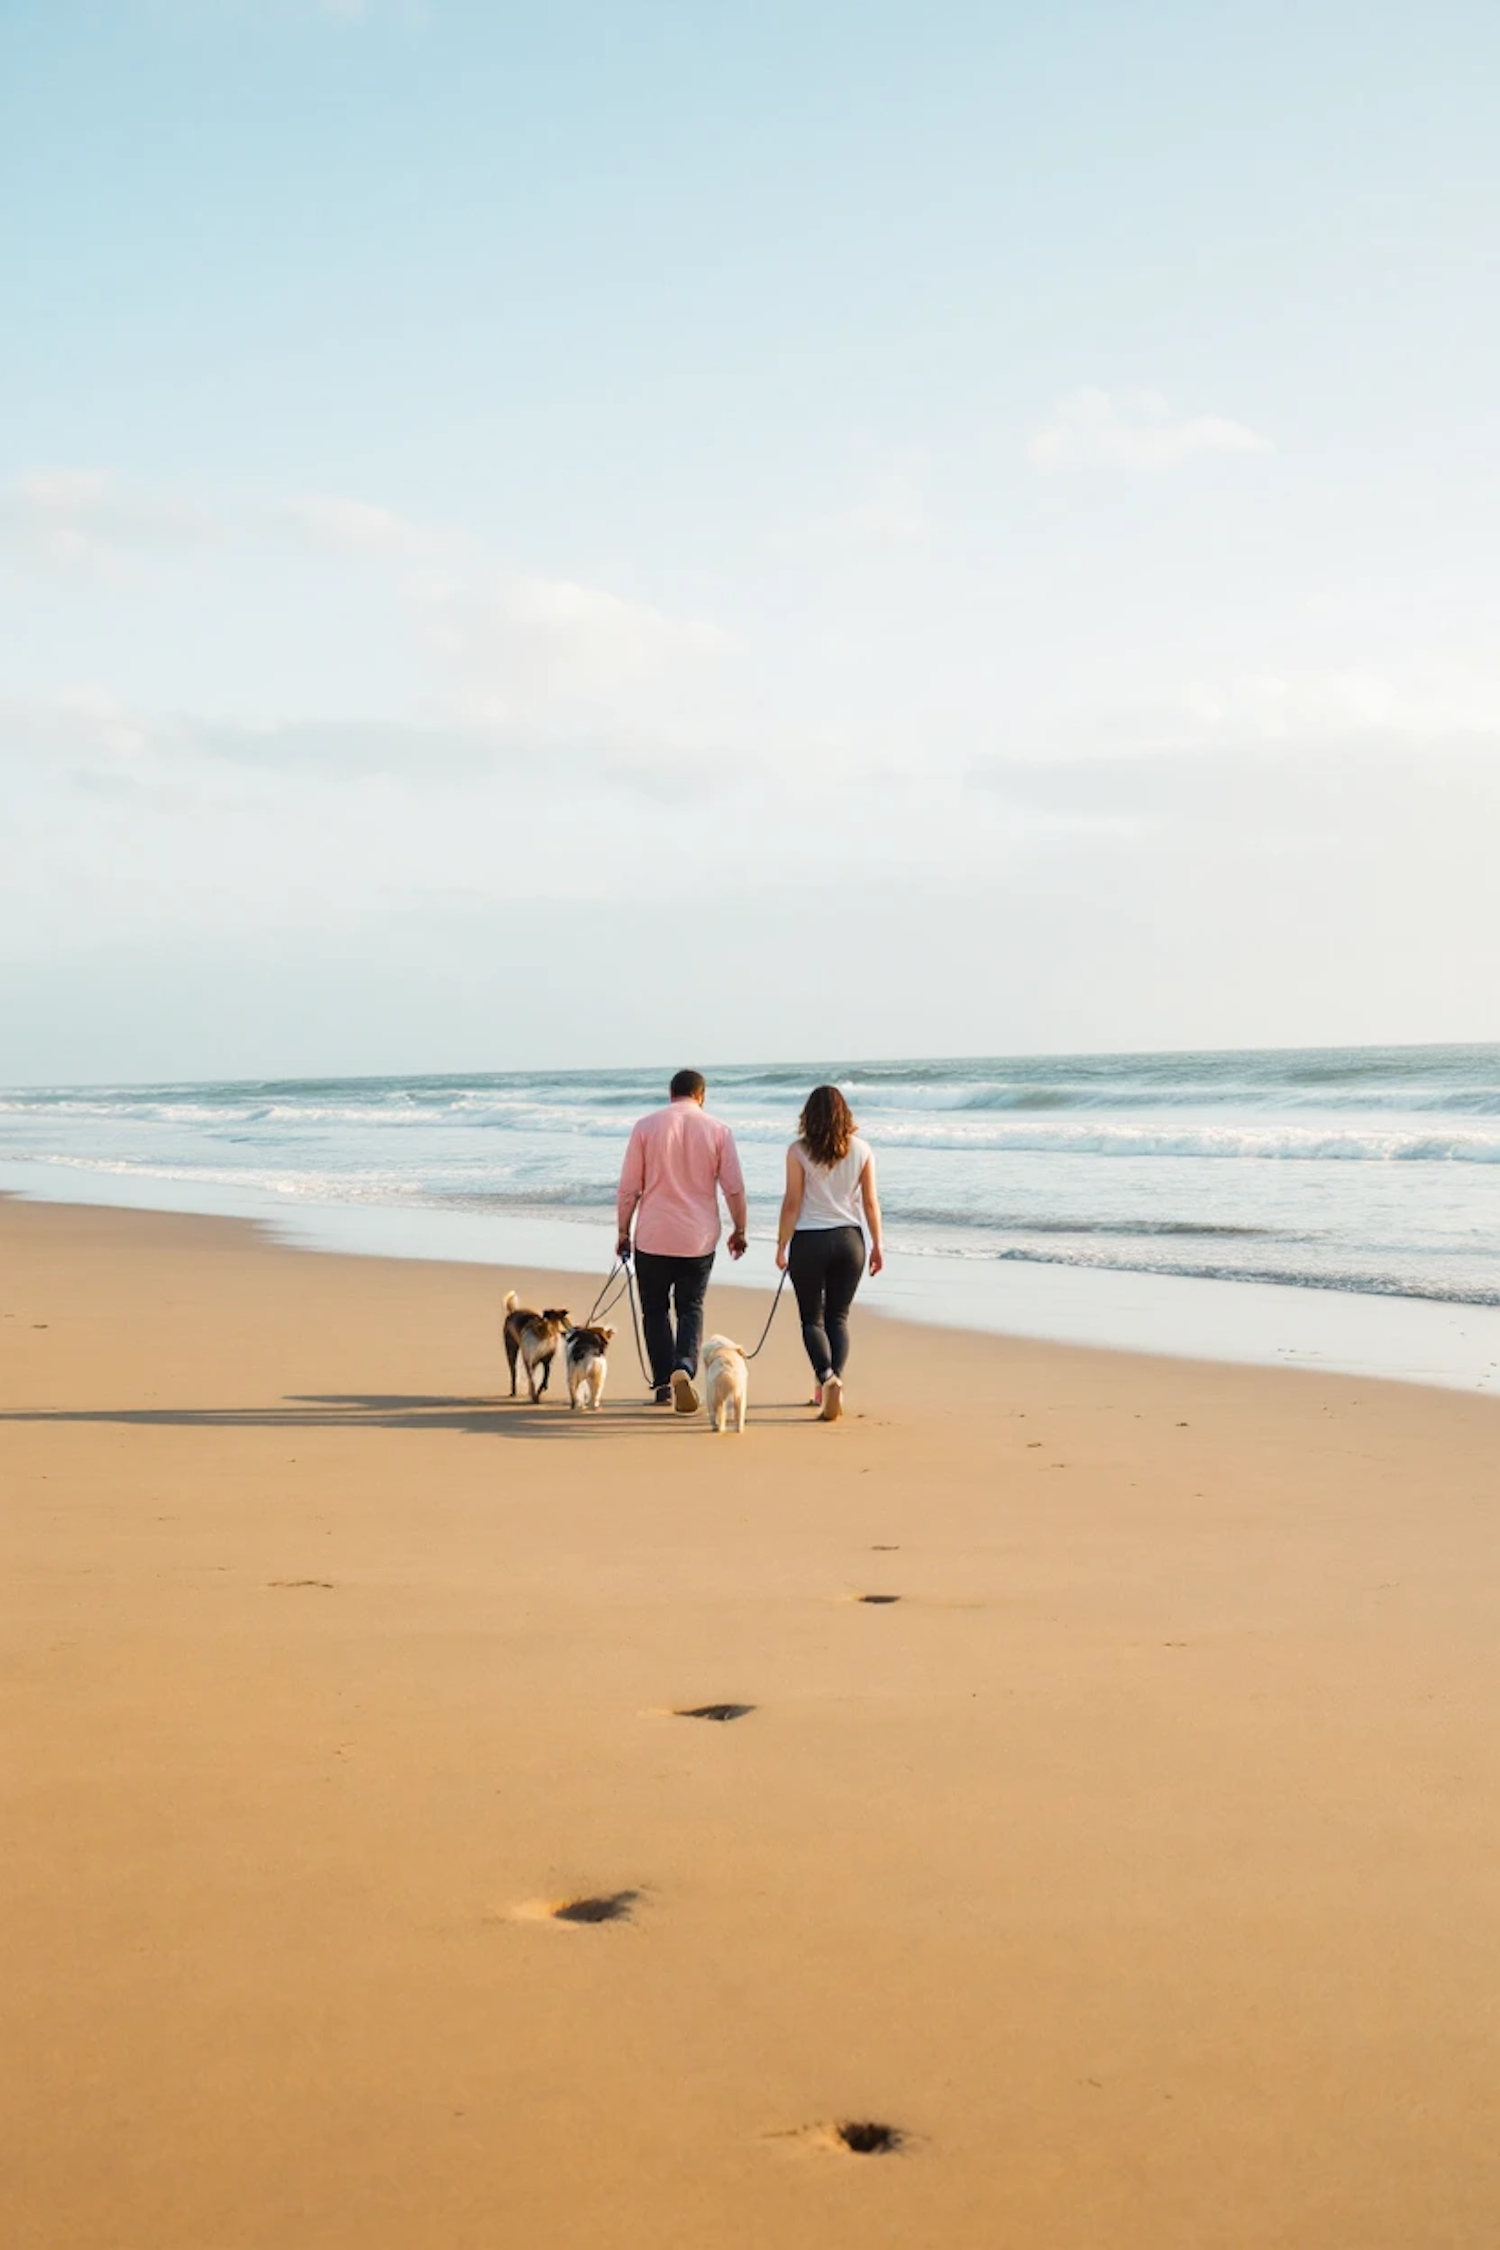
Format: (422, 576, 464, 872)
(503, 1290, 570, 1402)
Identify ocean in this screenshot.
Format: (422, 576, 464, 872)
(6, 1045, 1500, 1390)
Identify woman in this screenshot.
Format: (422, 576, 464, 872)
(775, 1084, 883, 1422)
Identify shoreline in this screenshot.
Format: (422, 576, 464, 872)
(6, 1155, 1500, 1396)
(5, 1193, 1499, 2250)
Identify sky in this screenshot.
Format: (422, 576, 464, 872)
(2, 0, 1498, 1082)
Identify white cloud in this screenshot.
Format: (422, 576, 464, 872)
(781, 446, 934, 557)
(275, 488, 732, 713)
(0, 688, 734, 804)
(791, 497, 931, 556)
(0, 469, 215, 573)
(279, 492, 416, 550)
(1, 471, 450, 569)
(414, 570, 731, 715)
(1030, 667, 1500, 760)
(969, 738, 1500, 861)
(1028, 387, 1273, 471)
(1, 467, 731, 728)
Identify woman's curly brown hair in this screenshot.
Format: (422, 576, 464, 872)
(799, 1084, 857, 1169)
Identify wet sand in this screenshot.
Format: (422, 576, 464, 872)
(4, 1194, 1498, 2248)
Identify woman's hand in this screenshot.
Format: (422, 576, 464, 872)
(775, 1241, 789, 1270)
(869, 1243, 884, 1276)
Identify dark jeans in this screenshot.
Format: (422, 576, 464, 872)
(788, 1225, 866, 1381)
(633, 1249, 715, 1388)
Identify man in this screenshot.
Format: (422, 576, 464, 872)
(616, 1068, 748, 1412)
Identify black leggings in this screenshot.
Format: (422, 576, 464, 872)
(788, 1226, 866, 1381)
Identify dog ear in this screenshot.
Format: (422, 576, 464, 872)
(602, 1326, 616, 1342)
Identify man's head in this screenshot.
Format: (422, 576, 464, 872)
(669, 1068, 707, 1105)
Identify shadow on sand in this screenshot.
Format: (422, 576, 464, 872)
(0, 1392, 820, 1439)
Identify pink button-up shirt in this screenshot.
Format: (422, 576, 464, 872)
(616, 1100, 747, 1258)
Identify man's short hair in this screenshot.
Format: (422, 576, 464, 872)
(670, 1068, 706, 1101)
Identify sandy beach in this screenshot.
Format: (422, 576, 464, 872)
(4, 1190, 1499, 2250)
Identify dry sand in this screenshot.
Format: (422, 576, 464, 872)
(3, 1193, 1499, 2249)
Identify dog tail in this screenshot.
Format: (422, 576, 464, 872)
(503, 1289, 519, 1313)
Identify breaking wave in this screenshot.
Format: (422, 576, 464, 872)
(6, 1040, 1500, 1310)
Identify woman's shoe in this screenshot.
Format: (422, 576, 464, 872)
(819, 1375, 843, 1422)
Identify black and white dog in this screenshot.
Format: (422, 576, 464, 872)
(563, 1323, 614, 1411)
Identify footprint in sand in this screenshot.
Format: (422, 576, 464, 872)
(854, 1593, 900, 1606)
(832, 2120, 904, 2155)
(513, 1890, 641, 1926)
(551, 1891, 638, 1924)
(268, 1578, 336, 1590)
(674, 1703, 755, 1723)
(773, 2118, 909, 2158)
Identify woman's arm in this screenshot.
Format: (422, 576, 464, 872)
(775, 1146, 805, 1269)
(859, 1153, 884, 1274)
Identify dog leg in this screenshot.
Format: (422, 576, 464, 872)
(505, 1335, 519, 1398)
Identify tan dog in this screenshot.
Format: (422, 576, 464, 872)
(564, 1324, 614, 1412)
(503, 1290, 570, 1402)
(702, 1334, 748, 1434)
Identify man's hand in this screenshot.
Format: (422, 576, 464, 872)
(616, 1234, 633, 1261)
(727, 1230, 748, 1261)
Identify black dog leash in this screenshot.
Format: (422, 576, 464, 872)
(583, 1254, 656, 1384)
(741, 1265, 790, 1360)
(590, 1249, 789, 1381)
(586, 1259, 633, 1325)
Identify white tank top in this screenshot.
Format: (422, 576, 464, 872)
(792, 1135, 871, 1231)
